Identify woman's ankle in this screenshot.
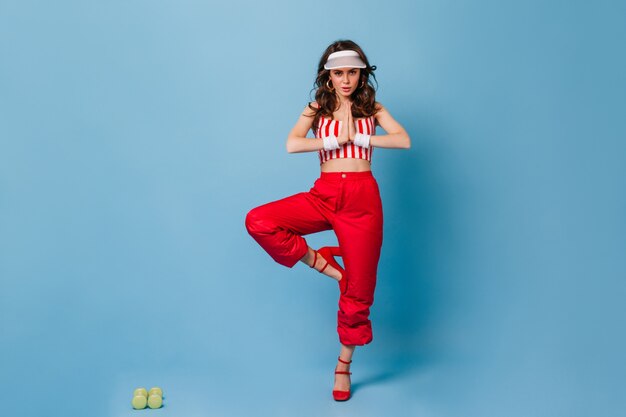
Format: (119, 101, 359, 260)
(300, 247, 316, 268)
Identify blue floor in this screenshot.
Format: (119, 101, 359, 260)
(105, 345, 438, 417)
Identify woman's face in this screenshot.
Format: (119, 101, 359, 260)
(329, 67, 361, 98)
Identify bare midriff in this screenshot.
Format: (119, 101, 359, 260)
(321, 158, 372, 173)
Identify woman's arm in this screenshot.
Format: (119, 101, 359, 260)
(286, 102, 350, 153)
(370, 103, 411, 149)
(286, 103, 322, 153)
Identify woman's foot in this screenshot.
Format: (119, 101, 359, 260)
(333, 357, 352, 401)
(334, 361, 351, 391)
(307, 248, 343, 282)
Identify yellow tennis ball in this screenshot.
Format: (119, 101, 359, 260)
(131, 395, 147, 409)
(147, 394, 163, 409)
(148, 387, 163, 397)
(133, 387, 148, 397)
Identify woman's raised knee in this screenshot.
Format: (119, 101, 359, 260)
(245, 207, 271, 236)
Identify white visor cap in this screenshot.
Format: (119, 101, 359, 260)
(324, 50, 366, 70)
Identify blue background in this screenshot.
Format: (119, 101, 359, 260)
(1, 1, 625, 416)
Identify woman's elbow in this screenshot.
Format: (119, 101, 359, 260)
(402, 133, 411, 149)
(286, 138, 297, 153)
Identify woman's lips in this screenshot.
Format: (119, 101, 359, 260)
(341, 87, 351, 91)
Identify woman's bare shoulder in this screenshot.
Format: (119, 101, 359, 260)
(372, 102, 386, 125)
(302, 101, 320, 117)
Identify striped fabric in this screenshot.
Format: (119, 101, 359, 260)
(315, 115, 376, 165)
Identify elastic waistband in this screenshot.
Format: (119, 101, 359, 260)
(319, 171, 374, 181)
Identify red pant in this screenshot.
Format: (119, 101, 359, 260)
(245, 171, 384, 346)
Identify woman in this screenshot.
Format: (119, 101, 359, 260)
(245, 39, 410, 401)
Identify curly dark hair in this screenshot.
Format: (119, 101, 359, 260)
(308, 39, 380, 136)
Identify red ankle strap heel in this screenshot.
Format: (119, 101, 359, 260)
(333, 356, 352, 401)
(314, 246, 348, 295)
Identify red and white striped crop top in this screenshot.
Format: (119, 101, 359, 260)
(315, 115, 376, 165)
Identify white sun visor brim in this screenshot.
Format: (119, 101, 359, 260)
(323, 50, 366, 70)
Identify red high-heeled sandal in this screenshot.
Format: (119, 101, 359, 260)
(333, 356, 352, 401)
(310, 246, 347, 294)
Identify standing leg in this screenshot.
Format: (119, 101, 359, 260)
(334, 343, 355, 395)
(331, 176, 383, 398)
(334, 177, 384, 346)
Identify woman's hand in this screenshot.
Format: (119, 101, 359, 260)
(337, 102, 354, 146)
(347, 102, 356, 142)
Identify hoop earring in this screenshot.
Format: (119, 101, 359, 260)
(326, 79, 334, 91)
(360, 80, 365, 88)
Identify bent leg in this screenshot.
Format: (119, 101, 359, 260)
(245, 192, 332, 268)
